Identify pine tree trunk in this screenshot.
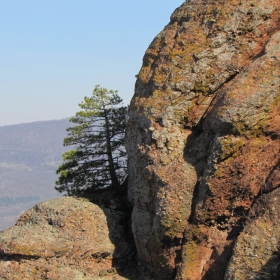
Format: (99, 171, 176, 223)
(104, 114, 120, 187)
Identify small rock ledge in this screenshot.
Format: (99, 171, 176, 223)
(0, 197, 136, 279)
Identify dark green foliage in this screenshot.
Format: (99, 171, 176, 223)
(55, 85, 127, 195)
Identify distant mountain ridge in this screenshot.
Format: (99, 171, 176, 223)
(0, 118, 70, 165)
(0, 118, 71, 230)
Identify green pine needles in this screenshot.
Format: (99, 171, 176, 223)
(55, 85, 128, 196)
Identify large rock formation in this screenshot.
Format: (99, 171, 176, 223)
(1, 1, 280, 280)
(126, 0, 280, 279)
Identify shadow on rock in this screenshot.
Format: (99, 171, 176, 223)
(255, 243, 280, 280)
(82, 180, 141, 279)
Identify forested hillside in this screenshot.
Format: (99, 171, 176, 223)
(0, 119, 70, 230)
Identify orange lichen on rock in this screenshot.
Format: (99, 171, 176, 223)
(0, 197, 127, 280)
(126, 0, 280, 279)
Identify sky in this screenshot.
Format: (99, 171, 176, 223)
(0, 1, 184, 126)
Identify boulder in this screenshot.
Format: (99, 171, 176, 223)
(0, 197, 128, 280)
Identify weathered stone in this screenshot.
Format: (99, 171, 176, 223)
(126, 0, 280, 279)
(225, 188, 280, 280)
(0, 197, 128, 280)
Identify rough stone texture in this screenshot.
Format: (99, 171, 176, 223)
(126, 0, 280, 279)
(0, 197, 130, 280)
(225, 188, 280, 279)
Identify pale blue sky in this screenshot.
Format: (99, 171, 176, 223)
(0, 1, 183, 126)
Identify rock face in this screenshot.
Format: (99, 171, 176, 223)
(225, 188, 280, 279)
(126, 0, 280, 279)
(0, 197, 134, 280)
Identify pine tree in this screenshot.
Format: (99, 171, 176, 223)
(55, 85, 127, 195)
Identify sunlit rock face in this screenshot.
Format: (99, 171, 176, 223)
(126, 0, 280, 279)
(0, 197, 129, 280)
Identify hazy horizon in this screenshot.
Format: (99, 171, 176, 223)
(0, 117, 70, 128)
